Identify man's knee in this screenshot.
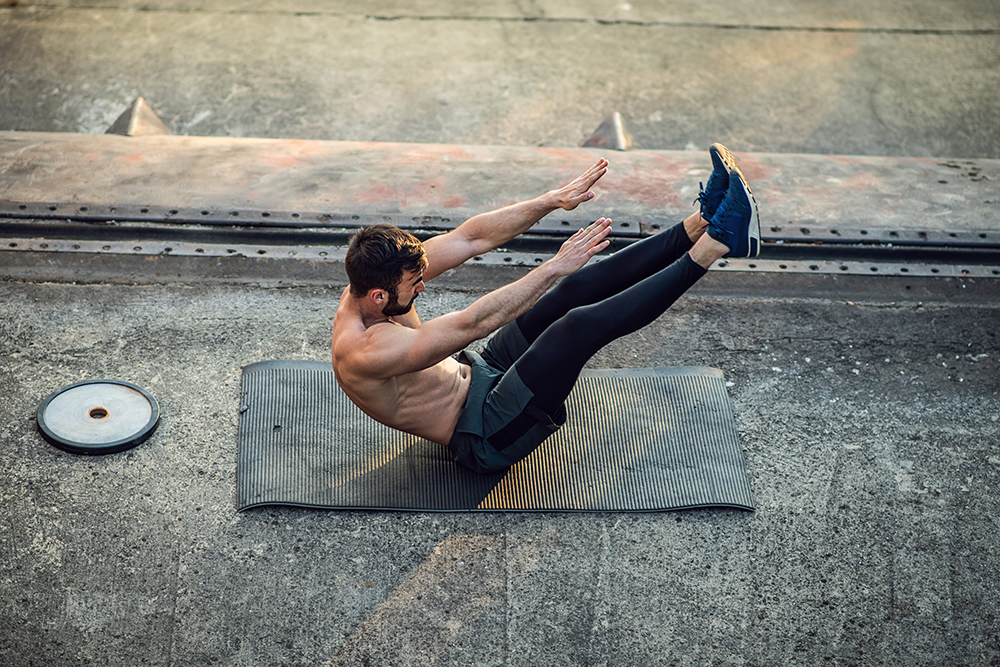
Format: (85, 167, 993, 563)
(547, 304, 605, 348)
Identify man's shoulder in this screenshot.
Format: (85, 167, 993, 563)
(332, 315, 372, 361)
(331, 301, 368, 365)
(332, 313, 414, 378)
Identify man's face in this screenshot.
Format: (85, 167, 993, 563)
(382, 270, 425, 316)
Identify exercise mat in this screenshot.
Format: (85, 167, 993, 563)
(237, 360, 754, 512)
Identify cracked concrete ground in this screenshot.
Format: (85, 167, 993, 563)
(1, 270, 998, 666)
(1, 1, 999, 665)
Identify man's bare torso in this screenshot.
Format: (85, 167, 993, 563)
(330, 287, 472, 446)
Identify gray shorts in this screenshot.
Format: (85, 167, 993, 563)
(447, 323, 567, 474)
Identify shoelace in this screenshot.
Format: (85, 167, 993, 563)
(710, 194, 743, 238)
(695, 176, 729, 218)
(694, 181, 716, 213)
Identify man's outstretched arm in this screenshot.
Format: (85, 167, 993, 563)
(421, 158, 608, 281)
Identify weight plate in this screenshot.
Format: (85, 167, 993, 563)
(37, 380, 159, 455)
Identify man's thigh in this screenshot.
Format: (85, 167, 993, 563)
(482, 321, 530, 371)
(450, 357, 565, 474)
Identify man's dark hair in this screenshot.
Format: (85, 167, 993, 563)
(345, 225, 428, 298)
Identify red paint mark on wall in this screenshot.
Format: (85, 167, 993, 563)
(351, 178, 467, 209)
(845, 173, 880, 190)
(353, 184, 396, 204)
(257, 139, 336, 169)
(443, 194, 467, 208)
(597, 155, 697, 208)
(731, 153, 777, 183)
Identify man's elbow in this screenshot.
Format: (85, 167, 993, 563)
(457, 230, 493, 259)
(456, 309, 495, 342)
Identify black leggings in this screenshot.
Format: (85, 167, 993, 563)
(510, 221, 707, 416)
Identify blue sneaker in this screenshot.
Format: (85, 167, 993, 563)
(695, 143, 739, 221)
(707, 167, 760, 258)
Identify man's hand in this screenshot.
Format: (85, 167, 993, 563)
(422, 158, 609, 281)
(552, 158, 609, 211)
(546, 218, 613, 277)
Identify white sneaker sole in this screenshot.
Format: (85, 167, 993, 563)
(719, 146, 760, 258)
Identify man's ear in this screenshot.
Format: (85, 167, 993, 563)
(367, 288, 387, 306)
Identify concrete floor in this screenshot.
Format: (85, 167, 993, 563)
(1, 268, 998, 666)
(1, 1, 999, 666)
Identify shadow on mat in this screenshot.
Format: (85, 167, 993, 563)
(322, 440, 507, 511)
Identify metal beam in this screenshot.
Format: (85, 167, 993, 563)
(1, 131, 996, 237)
(1, 131, 997, 276)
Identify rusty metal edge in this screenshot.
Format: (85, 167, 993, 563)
(2, 201, 998, 248)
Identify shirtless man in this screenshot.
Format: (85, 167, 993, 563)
(331, 145, 759, 473)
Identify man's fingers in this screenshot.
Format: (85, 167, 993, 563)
(565, 219, 609, 258)
(558, 159, 608, 211)
(589, 239, 611, 256)
(573, 159, 608, 192)
(574, 217, 607, 231)
(585, 161, 607, 175)
(589, 158, 609, 174)
(586, 217, 611, 235)
(581, 219, 611, 249)
(552, 217, 612, 274)
(582, 162, 608, 188)
(569, 219, 610, 241)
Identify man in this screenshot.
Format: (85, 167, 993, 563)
(331, 144, 759, 473)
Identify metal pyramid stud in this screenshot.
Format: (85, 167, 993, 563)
(105, 97, 172, 136)
(581, 112, 634, 151)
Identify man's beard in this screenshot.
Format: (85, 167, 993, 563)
(381, 287, 416, 316)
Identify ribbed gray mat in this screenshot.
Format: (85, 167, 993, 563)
(237, 360, 754, 512)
